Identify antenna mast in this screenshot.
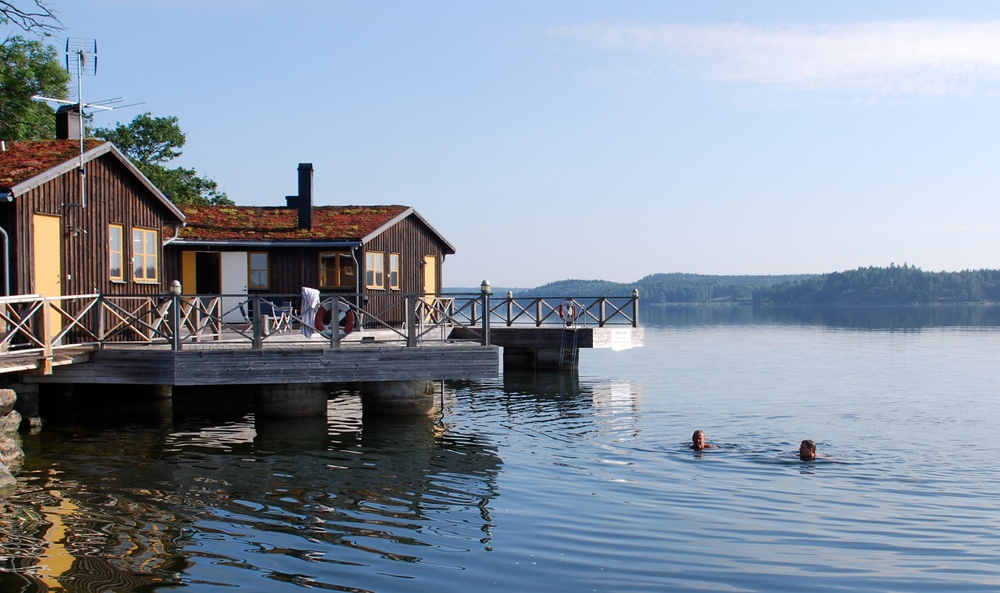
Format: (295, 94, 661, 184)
(66, 38, 98, 208)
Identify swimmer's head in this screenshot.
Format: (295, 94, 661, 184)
(799, 439, 816, 461)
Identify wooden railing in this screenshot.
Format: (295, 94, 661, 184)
(0, 290, 641, 358)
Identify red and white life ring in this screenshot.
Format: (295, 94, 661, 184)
(314, 306, 328, 331)
(557, 300, 577, 324)
(315, 305, 355, 335)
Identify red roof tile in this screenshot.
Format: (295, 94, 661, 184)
(0, 139, 106, 190)
(176, 205, 411, 241)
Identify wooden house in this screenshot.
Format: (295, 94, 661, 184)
(0, 139, 186, 299)
(162, 163, 456, 325)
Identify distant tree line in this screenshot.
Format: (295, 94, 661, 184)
(524, 273, 813, 303)
(753, 264, 1000, 305)
(503, 265, 1000, 305)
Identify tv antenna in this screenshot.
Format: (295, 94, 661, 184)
(32, 38, 144, 208)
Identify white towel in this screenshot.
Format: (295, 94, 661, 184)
(300, 287, 321, 338)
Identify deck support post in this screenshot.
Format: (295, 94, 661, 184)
(255, 384, 328, 418)
(151, 385, 173, 399)
(360, 380, 436, 417)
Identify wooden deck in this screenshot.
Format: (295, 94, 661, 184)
(21, 340, 499, 386)
(0, 292, 642, 384)
(11, 332, 500, 385)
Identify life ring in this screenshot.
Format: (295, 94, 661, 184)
(340, 309, 356, 335)
(316, 305, 355, 334)
(314, 306, 328, 331)
(557, 300, 577, 324)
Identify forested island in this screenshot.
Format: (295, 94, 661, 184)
(471, 265, 1000, 305)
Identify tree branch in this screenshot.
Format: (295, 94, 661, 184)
(0, 0, 63, 34)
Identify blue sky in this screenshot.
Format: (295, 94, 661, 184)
(33, 1, 1000, 287)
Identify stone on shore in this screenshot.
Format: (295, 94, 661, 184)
(0, 388, 15, 417)
(0, 463, 15, 490)
(0, 433, 24, 473)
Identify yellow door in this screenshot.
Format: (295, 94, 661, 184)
(422, 255, 436, 295)
(422, 255, 437, 324)
(181, 251, 197, 294)
(32, 214, 63, 338)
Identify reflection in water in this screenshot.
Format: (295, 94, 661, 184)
(5, 313, 998, 592)
(0, 389, 502, 592)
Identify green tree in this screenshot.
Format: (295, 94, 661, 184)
(93, 113, 233, 205)
(0, 35, 69, 139)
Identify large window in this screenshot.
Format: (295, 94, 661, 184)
(366, 251, 385, 289)
(388, 253, 400, 290)
(132, 228, 159, 282)
(319, 252, 356, 289)
(249, 252, 269, 289)
(109, 224, 124, 282)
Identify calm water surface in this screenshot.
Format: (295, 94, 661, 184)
(2, 306, 1000, 592)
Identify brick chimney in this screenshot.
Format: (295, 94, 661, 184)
(297, 163, 313, 230)
(56, 104, 82, 139)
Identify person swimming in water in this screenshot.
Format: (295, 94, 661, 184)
(799, 439, 817, 461)
(691, 430, 717, 451)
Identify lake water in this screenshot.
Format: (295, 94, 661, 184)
(3, 306, 1000, 592)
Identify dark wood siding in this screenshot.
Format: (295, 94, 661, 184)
(7, 152, 180, 296)
(363, 215, 449, 324)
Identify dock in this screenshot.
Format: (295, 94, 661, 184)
(21, 340, 498, 386)
(0, 291, 642, 416)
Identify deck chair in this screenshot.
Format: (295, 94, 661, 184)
(258, 301, 287, 333)
(274, 300, 294, 331)
(239, 301, 285, 334)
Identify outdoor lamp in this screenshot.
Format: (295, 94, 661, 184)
(170, 280, 182, 295)
(481, 280, 492, 295)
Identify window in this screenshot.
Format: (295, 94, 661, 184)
(366, 251, 385, 289)
(249, 252, 269, 289)
(319, 252, 356, 289)
(132, 228, 159, 282)
(109, 224, 124, 281)
(388, 253, 400, 290)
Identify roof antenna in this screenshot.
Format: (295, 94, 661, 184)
(66, 38, 97, 209)
(33, 39, 144, 209)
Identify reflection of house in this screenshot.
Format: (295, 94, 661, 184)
(0, 139, 185, 298)
(162, 163, 455, 324)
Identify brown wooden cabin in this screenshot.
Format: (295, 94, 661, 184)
(162, 163, 456, 326)
(0, 139, 185, 298)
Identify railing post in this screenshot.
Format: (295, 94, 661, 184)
(535, 299, 542, 327)
(331, 298, 342, 349)
(506, 291, 513, 327)
(97, 294, 106, 350)
(251, 294, 262, 349)
(632, 289, 640, 328)
(406, 294, 417, 347)
(168, 280, 183, 350)
(40, 296, 52, 359)
(480, 281, 492, 346)
(170, 293, 182, 350)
